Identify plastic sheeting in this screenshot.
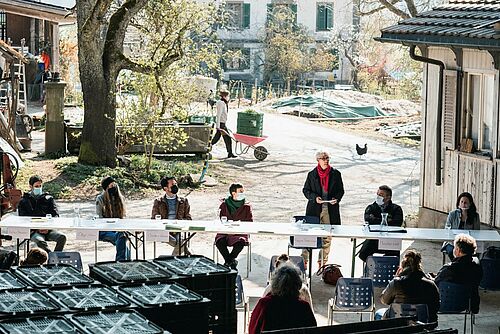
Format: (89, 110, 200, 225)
(272, 95, 392, 121)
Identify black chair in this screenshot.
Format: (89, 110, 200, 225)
(386, 303, 429, 323)
(479, 256, 500, 290)
(438, 281, 474, 334)
(268, 255, 307, 284)
(235, 274, 250, 333)
(363, 255, 399, 288)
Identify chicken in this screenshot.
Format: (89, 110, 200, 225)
(356, 143, 367, 156)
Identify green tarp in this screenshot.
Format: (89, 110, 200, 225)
(272, 95, 392, 121)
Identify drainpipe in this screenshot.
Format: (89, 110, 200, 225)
(409, 45, 444, 186)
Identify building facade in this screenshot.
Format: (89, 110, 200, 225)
(212, 0, 356, 86)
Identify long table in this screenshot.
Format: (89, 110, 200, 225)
(2, 216, 499, 280)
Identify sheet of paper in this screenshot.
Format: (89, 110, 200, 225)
(379, 238, 402, 251)
(145, 230, 170, 242)
(293, 235, 318, 248)
(5, 227, 30, 240)
(76, 229, 99, 241)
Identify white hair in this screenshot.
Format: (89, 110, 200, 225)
(315, 151, 330, 160)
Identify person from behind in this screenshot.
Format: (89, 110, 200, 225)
(151, 176, 192, 255)
(263, 254, 313, 310)
(359, 185, 403, 261)
(20, 248, 48, 266)
(302, 151, 344, 266)
(249, 264, 317, 334)
(377, 249, 440, 324)
(434, 234, 482, 314)
(17, 175, 66, 253)
(96, 176, 130, 261)
(215, 183, 252, 269)
(442, 192, 480, 259)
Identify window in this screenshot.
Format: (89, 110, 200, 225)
(225, 2, 250, 29)
(224, 48, 251, 71)
(267, 3, 297, 26)
(462, 73, 495, 151)
(316, 3, 333, 31)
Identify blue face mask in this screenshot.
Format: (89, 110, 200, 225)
(236, 193, 245, 201)
(33, 187, 43, 196)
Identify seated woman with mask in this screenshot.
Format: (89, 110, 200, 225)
(442, 192, 480, 259)
(96, 176, 130, 261)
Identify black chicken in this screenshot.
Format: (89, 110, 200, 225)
(356, 143, 367, 156)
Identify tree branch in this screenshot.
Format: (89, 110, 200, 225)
(81, 0, 112, 34)
(377, 0, 411, 19)
(403, 0, 419, 17)
(358, 0, 400, 16)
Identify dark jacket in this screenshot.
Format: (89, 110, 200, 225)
(249, 295, 317, 334)
(215, 200, 253, 246)
(151, 195, 192, 220)
(302, 167, 344, 225)
(434, 255, 482, 313)
(364, 201, 404, 226)
(18, 192, 59, 217)
(381, 270, 440, 323)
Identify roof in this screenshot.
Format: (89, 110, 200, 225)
(0, 0, 75, 23)
(376, 0, 500, 50)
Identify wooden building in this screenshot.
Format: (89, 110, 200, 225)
(0, 0, 74, 72)
(377, 0, 500, 228)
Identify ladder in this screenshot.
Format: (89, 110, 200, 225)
(11, 41, 28, 114)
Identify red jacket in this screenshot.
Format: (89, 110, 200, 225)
(215, 200, 252, 246)
(249, 295, 317, 334)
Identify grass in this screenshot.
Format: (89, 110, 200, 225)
(16, 155, 204, 200)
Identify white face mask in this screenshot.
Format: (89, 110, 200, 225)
(33, 187, 43, 196)
(376, 195, 384, 206)
(236, 193, 245, 201)
(459, 205, 469, 210)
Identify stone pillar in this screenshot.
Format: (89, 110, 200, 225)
(45, 81, 66, 154)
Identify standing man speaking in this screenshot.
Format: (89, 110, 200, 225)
(302, 151, 344, 266)
(211, 87, 236, 158)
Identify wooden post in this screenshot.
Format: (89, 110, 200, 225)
(45, 81, 66, 154)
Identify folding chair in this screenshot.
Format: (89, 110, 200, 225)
(327, 277, 375, 324)
(47, 251, 83, 272)
(387, 303, 429, 323)
(235, 274, 250, 334)
(213, 237, 252, 278)
(268, 255, 307, 285)
(438, 281, 474, 334)
(479, 256, 500, 290)
(363, 255, 399, 288)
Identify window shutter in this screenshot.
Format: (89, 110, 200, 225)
(266, 4, 273, 25)
(243, 3, 250, 29)
(326, 4, 333, 29)
(317, 5, 326, 31)
(291, 4, 297, 23)
(443, 70, 458, 148)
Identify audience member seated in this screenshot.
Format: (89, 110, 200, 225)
(434, 234, 483, 314)
(215, 183, 252, 270)
(359, 185, 404, 261)
(377, 249, 440, 324)
(96, 176, 130, 261)
(18, 175, 67, 253)
(151, 176, 192, 255)
(0, 249, 17, 269)
(20, 248, 48, 266)
(263, 254, 313, 310)
(442, 192, 480, 259)
(249, 264, 317, 334)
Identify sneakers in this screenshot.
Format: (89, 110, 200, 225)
(225, 259, 238, 270)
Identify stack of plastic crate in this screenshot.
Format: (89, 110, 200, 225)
(88, 260, 172, 286)
(13, 264, 93, 288)
(153, 255, 237, 333)
(0, 316, 79, 333)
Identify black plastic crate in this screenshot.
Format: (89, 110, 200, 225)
(0, 288, 61, 319)
(69, 310, 168, 334)
(209, 309, 238, 334)
(47, 284, 130, 312)
(14, 264, 93, 288)
(0, 270, 26, 291)
(89, 260, 172, 286)
(117, 282, 209, 334)
(0, 316, 80, 333)
(153, 256, 237, 332)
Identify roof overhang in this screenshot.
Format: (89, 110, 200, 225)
(0, 40, 28, 64)
(375, 34, 500, 51)
(0, 0, 75, 23)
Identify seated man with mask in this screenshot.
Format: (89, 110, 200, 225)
(18, 175, 67, 253)
(151, 176, 192, 255)
(358, 185, 403, 261)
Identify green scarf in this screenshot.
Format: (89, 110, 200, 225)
(225, 196, 245, 215)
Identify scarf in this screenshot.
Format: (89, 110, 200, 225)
(225, 196, 245, 215)
(316, 164, 331, 192)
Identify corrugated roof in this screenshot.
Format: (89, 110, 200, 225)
(376, 0, 500, 49)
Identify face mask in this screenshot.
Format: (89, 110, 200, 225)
(33, 187, 42, 196)
(170, 185, 179, 194)
(107, 186, 118, 196)
(459, 204, 469, 210)
(236, 193, 245, 201)
(376, 196, 384, 206)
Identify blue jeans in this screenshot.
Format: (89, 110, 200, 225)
(375, 308, 388, 320)
(99, 231, 130, 261)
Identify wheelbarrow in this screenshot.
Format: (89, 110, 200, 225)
(222, 129, 269, 161)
